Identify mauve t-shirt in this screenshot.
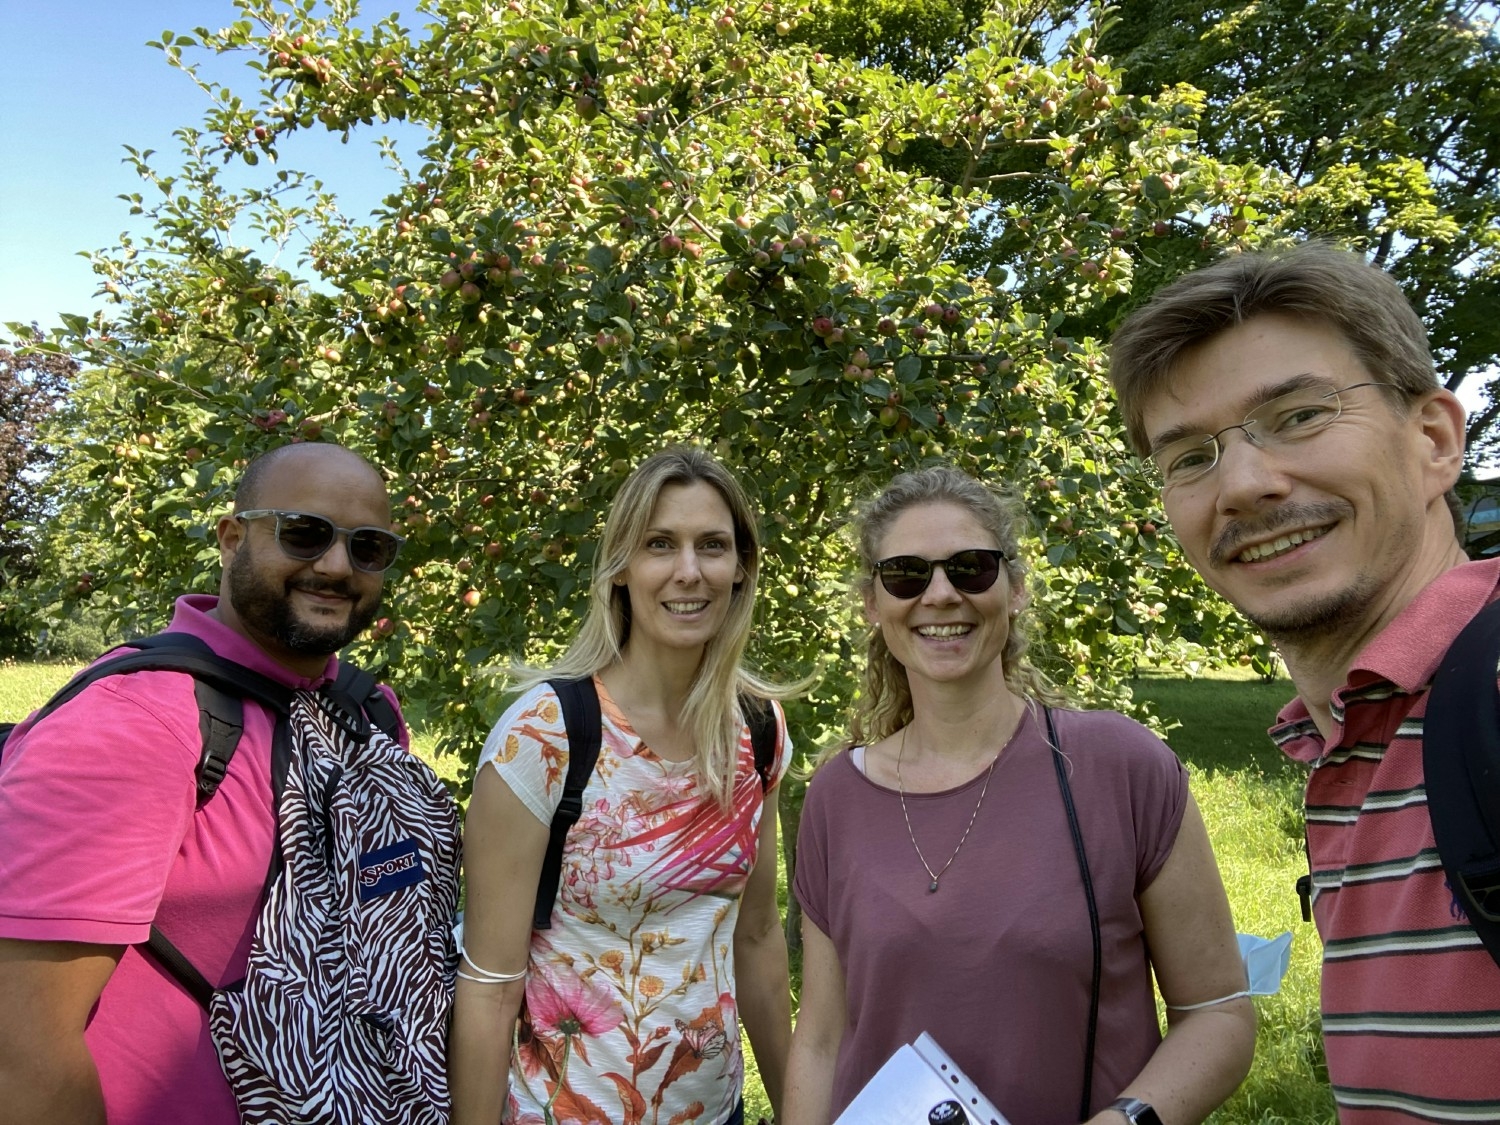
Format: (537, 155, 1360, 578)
(794, 705, 1187, 1124)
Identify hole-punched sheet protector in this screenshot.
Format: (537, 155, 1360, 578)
(833, 1032, 1012, 1125)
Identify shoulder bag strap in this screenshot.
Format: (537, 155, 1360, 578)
(1046, 706, 1102, 1121)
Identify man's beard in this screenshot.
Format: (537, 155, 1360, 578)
(1240, 575, 1381, 645)
(227, 547, 380, 656)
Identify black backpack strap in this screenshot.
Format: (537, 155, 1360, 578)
(1425, 598, 1500, 969)
(4, 632, 297, 1002)
(8, 635, 292, 802)
(145, 925, 216, 1010)
(534, 678, 603, 930)
(740, 694, 779, 793)
(331, 661, 402, 742)
(191, 679, 245, 803)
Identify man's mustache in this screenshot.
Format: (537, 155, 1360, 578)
(290, 579, 358, 598)
(1208, 502, 1351, 567)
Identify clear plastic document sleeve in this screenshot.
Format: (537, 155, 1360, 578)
(833, 1032, 1012, 1125)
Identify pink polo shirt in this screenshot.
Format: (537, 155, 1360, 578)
(0, 594, 406, 1125)
(1272, 558, 1500, 1123)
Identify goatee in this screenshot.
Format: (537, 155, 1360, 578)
(227, 549, 380, 656)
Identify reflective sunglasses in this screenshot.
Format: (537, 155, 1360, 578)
(873, 548, 1008, 599)
(235, 509, 405, 573)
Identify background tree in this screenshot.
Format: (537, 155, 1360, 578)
(13, 0, 1279, 768)
(0, 336, 74, 657)
(796, 0, 1500, 455)
(1102, 0, 1500, 459)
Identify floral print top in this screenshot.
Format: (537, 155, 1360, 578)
(479, 678, 791, 1125)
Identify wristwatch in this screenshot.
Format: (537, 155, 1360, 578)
(1109, 1097, 1164, 1125)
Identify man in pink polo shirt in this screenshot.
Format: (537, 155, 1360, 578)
(0, 442, 410, 1125)
(1109, 243, 1500, 1123)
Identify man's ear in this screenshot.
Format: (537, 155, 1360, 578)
(1416, 388, 1467, 495)
(216, 513, 245, 562)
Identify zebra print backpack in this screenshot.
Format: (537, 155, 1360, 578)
(167, 675, 462, 1124)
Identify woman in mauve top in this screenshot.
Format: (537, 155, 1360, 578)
(783, 467, 1255, 1125)
(450, 447, 797, 1125)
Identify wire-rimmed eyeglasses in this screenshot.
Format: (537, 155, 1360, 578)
(1147, 382, 1399, 490)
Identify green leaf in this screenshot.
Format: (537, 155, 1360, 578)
(585, 245, 613, 273)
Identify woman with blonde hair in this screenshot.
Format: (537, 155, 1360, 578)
(451, 446, 794, 1125)
(784, 466, 1254, 1125)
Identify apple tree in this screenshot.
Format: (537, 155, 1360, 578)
(18, 0, 1277, 768)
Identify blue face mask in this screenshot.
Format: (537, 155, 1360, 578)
(1237, 930, 1294, 995)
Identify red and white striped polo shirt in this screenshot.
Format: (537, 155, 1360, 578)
(1272, 557, 1500, 1123)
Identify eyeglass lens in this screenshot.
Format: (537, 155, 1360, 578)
(276, 513, 402, 572)
(877, 549, 1004, 599)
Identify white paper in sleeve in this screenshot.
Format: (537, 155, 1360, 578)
(833, 1032, 1011, 1125)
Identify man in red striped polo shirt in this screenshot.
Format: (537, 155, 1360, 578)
(1109, 242, 1500, 1123)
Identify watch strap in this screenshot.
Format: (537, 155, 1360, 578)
(1109, 1097, 1164, 1125)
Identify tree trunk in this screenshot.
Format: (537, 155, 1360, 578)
(780, 779, 804, 952)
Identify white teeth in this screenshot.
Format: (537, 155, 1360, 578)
(916, 624, 972, 638)
(1237, 526, 1330, 563)
(664, 601, 708, 614)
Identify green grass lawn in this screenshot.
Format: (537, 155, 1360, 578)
(1135, 670, 1334, 1124)
(1, 662, 1332, 1123)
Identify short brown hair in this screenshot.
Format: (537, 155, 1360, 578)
(1108, 242, 1437, 455)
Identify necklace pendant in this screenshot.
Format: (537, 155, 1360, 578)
(928, 879, 939, 893)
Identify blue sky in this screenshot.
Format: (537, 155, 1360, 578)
(1, 0, 420, 334)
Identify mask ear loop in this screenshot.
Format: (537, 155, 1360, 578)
(1164, 990, 1251, 1011)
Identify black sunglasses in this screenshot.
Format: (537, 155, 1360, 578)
(873, 548, 1008, 599)
(236, 509, 405, 573)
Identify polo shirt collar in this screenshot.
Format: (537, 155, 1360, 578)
(1271, 558, 1500, 758)
(171, 594, 339, 692)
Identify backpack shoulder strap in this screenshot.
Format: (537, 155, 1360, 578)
(740, 694, 779, 793)
(146, 925, 216, 1009)
(332, 661, 402, 742)
(103, 635, 293, 803)
(1424, 597, 1500, 970)
(190, 677, 245, 803)
(534, 677, 603, 930)
(5, 635, 291, 799)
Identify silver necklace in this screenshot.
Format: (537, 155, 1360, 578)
(895, 725, 1000, 893)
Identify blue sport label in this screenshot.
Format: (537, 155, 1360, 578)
(358, 838, 426, 902)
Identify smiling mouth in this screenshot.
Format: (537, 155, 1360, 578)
(664, 600, 708, 615)
(1235, 525, 1332, 564)
(916, 624, 972, 638)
